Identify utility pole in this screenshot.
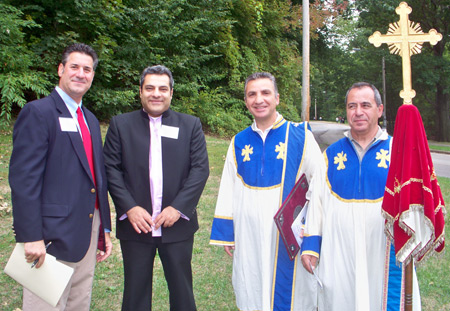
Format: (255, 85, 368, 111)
(302, 0, 310, 121)
(382, 56, 387, 129)
(315, 98, 317, 120)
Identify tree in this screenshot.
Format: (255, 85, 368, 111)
(1, 0, 353, 136)
(0, 3, 51, 120)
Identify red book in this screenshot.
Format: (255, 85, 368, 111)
(274, 174, 309, 260)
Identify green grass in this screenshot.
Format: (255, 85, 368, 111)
(429, 144, 450, 153)
(417, 176, 450, 310)
(1, 125, 449, 310)
(0, 129, 235, 311)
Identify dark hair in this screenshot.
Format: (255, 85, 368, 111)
(345, 82, 382, 107)
(244, 72, 278, 99)
(140, 65, 174, 89)
(61, 43, 99, 70)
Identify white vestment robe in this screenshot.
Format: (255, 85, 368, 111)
(211, 117, 325, 311)
(302, 132, 421, 311)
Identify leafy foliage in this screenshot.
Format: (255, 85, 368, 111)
(3, 0, 323, 134)
(307, 0, 450, 141)
(5, 0, 447, 140)
(0, 3, 51, 120)
(355, 0, 450, 141)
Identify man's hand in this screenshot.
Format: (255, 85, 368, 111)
(154, 206, 181, 230)
(126, 206, 154, 234)
(301, 254, 318, 274)
(24, 240, 46, 269)
(224, 245, 235, 257)
(97, 232, 112, 263)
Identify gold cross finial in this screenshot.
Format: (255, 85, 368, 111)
(368, 2, 442, 105)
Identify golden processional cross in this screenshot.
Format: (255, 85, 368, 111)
(369, 3, 443, 311)
(368, 1, 442, 105)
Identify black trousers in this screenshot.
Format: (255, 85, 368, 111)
(120, 236, 196, 311)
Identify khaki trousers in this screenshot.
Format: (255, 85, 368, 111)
(23, 208, 100, 311)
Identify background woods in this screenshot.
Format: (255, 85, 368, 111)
(0, 1, 450, 310)
(0, 0, 449, 139)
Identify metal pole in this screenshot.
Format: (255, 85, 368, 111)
(302, 0, 310, 121)
(315, 98, 317, 120)
(382, 56, 387, 129)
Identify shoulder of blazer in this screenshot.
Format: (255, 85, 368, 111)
(109, 109, 150, 135)
(23, 89, 71, 119)
(162, 108, 199, 125)
(82, 105, 100, 126)
(112, 109, 148, 123)
(49, 89, 70, 115)
(25, 89, 56, 109)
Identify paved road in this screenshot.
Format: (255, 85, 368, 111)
(310, 121, 349, 149)
(431, 152, 450, 179)
(310, 121, 449, 179)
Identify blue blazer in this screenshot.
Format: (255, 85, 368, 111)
(9, 89, 111, 262)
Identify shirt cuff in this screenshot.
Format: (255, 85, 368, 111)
(178, 210, 189, 221)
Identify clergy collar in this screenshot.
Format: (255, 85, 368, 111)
(251, 113, 283, 141)
(251, 112, 283, 133)
(141, 108, 172, 119)
(346, 126, 386, 143)
(346, 126, 388, 158)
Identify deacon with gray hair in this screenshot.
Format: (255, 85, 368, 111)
(301, 82, 421, 310)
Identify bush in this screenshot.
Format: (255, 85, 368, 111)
(0, 4, 51, 119)
(177, 89, 251, 137)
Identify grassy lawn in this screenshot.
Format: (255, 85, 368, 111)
(429, 144, 450, 153)
(0, 124, 449, 310)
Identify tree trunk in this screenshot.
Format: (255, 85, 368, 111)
(433, 35, 449, 142)
(436, 82, 450, 142)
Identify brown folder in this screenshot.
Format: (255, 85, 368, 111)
(274, 174, 309, 260)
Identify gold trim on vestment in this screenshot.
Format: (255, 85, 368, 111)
(324, 152, 384, 203)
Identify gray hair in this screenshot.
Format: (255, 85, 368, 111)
(345, 82, 382, 107)
(244, 72, 278, 99)
(140, 65, 174, 90)
(61, 43, 99, 70)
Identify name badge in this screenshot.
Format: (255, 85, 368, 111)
(161, 125, 179, 139)
(59, 117, 78, 132)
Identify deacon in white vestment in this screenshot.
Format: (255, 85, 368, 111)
(210, 72, 325, 311)
(301, 82, 421, 311)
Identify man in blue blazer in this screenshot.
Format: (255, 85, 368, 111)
(9, 43, 112, 311)
(104, 65, 209, 311)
